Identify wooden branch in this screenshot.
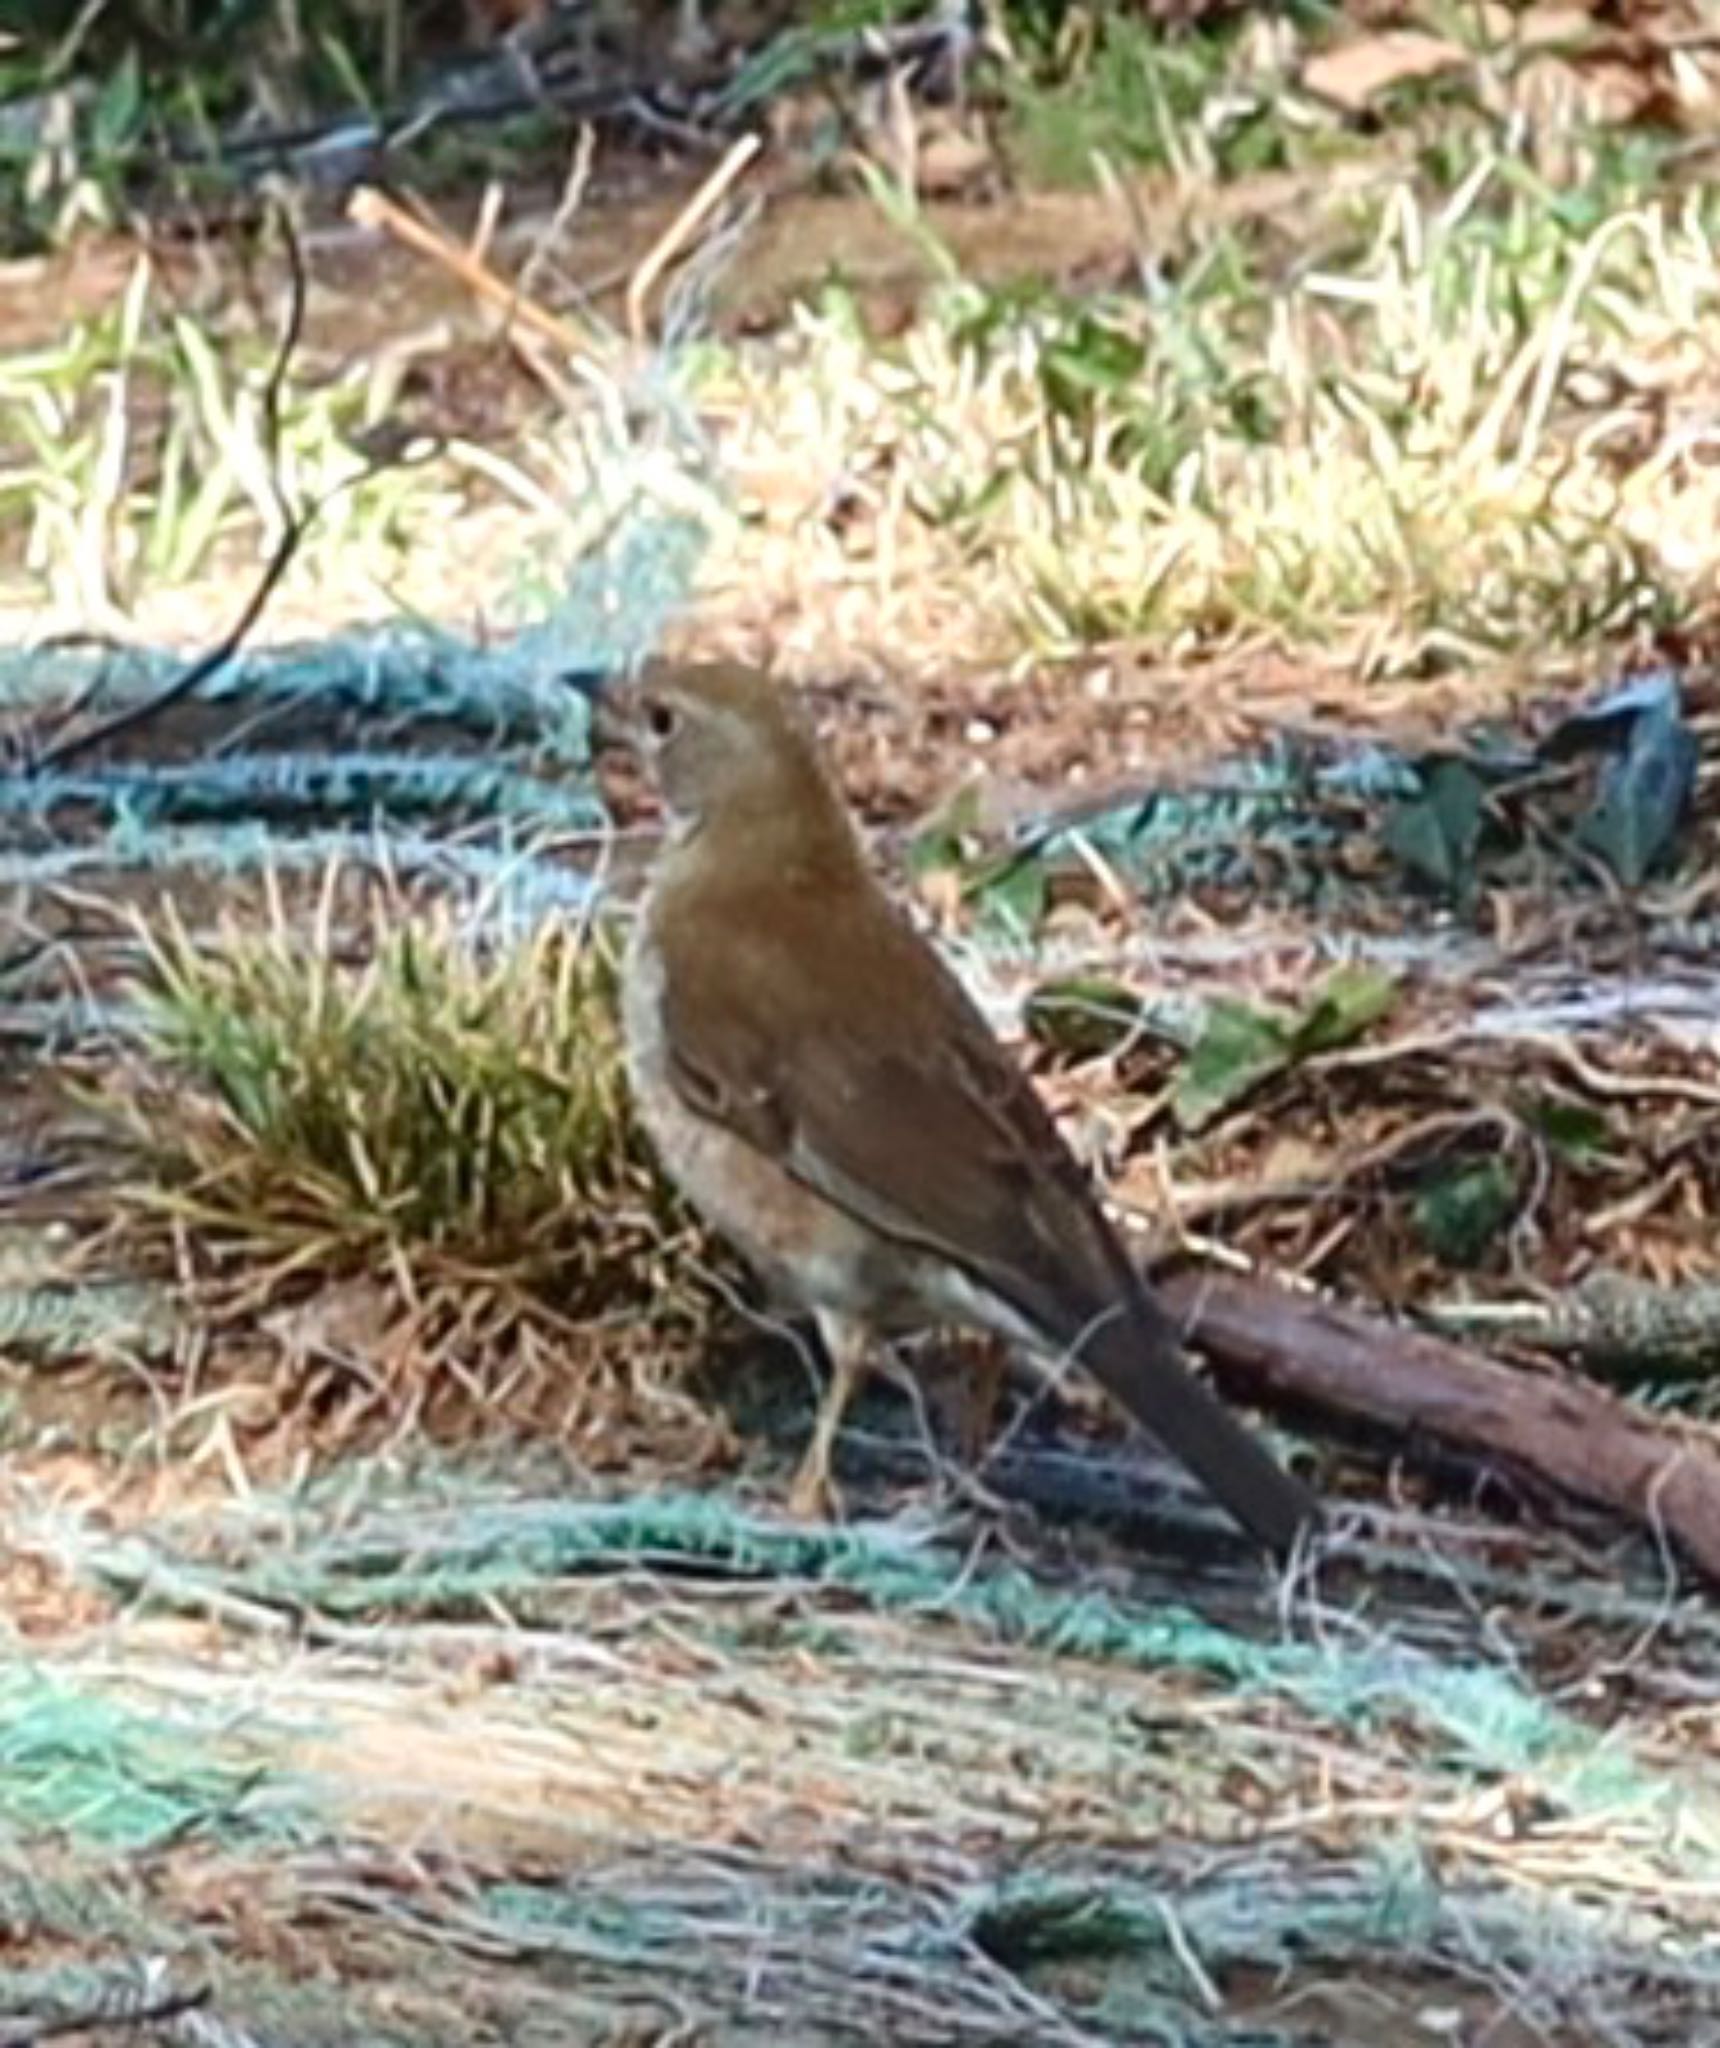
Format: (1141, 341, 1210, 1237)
(347, 185, 593, 359)
(1160, 1268, 1720, 1584)
(625, 131, 762, 345)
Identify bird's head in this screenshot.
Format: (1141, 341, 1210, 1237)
(582, 660, 848, 852)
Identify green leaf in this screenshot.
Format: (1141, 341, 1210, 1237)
(1521, 1096, 1611, 1164)
(969, 851, 1048, 936)
(91, 53, 143, 156)
(1041, 314, 1147, 418)
(1292, 964, 1399, 1054)
(1576, 696, 1696, 887)
(1172, 998, 1294, 1131)
(1413, 1159, 1518, 1268)
(905, 784, 984, 877)
(1383, 759, 1485, 901)
(1172, 966, 1398, 1130)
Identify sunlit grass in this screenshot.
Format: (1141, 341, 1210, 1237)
(3, 24, 1715, 680)
(0, 246, 723, 644)
(0, 260, 459, 628)
(702, 157, 1720, 674)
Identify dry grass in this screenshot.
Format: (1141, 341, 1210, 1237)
(96, 870, 721, 1454)
(3, 1479, 1716, 2046)
(701, 164, 1720, 677)
(8, 135, 1718, 691)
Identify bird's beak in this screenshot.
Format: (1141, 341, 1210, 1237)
(563, 667, 634, 761)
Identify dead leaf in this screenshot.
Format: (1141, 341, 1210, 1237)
(1258, 1134, 1335, 1187)
(1479, 4, 1595, 49)
(915, 122, 996, 198)
(1668, 45, 1720, 129)
(1302, 30, 1469, 111)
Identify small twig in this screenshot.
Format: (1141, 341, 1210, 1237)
(13, 643, 120, 765)
(516, 123, 597, 306)
(1520, 1031, 1720, 1110)
(347, 183, 591, 358)
(1162, 1266, 1720, 1585)
(28, 202, 306, 772)
(625, 131, 764, 346)
(29, 206, 435, 775)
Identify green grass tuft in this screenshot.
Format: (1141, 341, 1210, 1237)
(96, 872, 722, 1450)
(125, 879, 679, 1293)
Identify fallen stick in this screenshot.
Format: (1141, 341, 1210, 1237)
(624, 130, 763, 344)
(347, 184, 592, 359)
(1160, 1268, 1720, 1584)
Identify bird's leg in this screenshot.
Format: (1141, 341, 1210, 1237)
(955, 1332, 1010, 1468)
(789, 1311, 871, 1519)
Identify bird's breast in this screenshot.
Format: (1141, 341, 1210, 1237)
(621, 901, 890, 1321)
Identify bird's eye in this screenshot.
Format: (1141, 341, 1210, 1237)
(643, 699, 680, 742)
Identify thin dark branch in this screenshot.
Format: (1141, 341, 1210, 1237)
(28, 198, 307, 774)
(28, 206, 436, 776)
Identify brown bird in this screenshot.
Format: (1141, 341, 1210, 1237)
(595, 660, 1319, 1556)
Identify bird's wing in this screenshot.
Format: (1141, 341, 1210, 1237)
(657, 877, 1320, 1555)
(658, 882, 1124, 1337)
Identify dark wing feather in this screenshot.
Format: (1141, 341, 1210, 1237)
(656, 873, 1320, 1554)
(660, 881, 1125, 1338)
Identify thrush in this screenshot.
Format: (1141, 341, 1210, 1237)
(594, 659, 1319, 1556)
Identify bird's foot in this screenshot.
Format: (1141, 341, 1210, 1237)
(786, 1453, 845, 1522)
(788, 1311, 868, 1521)
(952, 1333, 1010, 1467)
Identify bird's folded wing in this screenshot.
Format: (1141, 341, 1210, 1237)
(658, 892, 1128, 1337)
(658, 884, 1322, 1553)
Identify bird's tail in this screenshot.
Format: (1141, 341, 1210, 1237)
(1072, 1284, 1319, 1557)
